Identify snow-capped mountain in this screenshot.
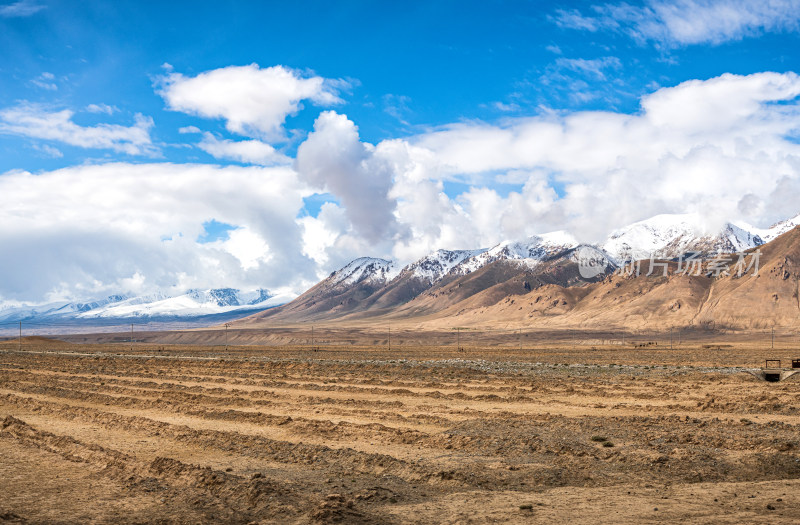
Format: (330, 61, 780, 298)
(452, 231, 579, 275)
(0, 294, 135, 322)
(327, 257, 398, 287)
(602, 214, 765, 262)
(0, 288, 292, 323)
(244, 209, 800, 326)
(742, 212, 800, 244)
(405, 249, 487, 283)
(316, 212, 800, 297)
(79, 288, 290, 319)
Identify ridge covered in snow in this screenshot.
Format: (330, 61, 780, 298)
(405, 249, 487, 283)
(328, 257, 398, 287)
(452, 231, 580, 275)
(0, 288, 293, 323)
(602, 213, 766, 262)
(328, 212, 800, 292)
(741, 212, 800, 244)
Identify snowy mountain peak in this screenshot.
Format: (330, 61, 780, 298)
(182, 288, 275, 308)
(603, 214, 700, 261)
(406, 248, 488, 283)
(329, 257, 397, 287)
(77, 288, 289, 319)
(494, 230, 579, 258)
(452, 230, 579, 275)
(718, 223, 764, 252)
(602, 213, 764, 262)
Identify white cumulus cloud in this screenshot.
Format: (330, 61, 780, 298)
(295, 111, 398, 244)
(5, 68, 800, 304)
(158, 64, 347, 142)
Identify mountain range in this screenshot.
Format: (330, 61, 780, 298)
(0, 288, 291, 327)
(238, 211, 800, 331)
(5, 211, 800, 331)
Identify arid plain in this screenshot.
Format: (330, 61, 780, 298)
(2, 331, 799, 524)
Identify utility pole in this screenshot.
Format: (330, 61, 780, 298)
(388, 327, 391, 352)
(130, 323, 133, 351)
(457, 327, 461, 352)
(518, 328, 521, 352)
(311, 325, 314, 351)
(18, 321, 21, 351)
(225, 323, 229, 351)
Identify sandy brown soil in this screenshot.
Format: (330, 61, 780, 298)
(2, 337, 800, 523)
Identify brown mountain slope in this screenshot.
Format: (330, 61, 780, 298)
(243, 267, 428, 324)
(240, 246, 610, 326)
(691, 224, 800, 329)
(415, 226, 800, 331)
(388, 249, 605, 321)
(251, 274, 385, 322)
(240, 260, 547, 325)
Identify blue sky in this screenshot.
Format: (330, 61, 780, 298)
(2, 0, 800, 302)
(4, 0, 799, 172)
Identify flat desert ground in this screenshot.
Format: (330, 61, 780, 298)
(2, 332, 800, 523)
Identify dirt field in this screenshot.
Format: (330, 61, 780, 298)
(2, 336, 800, 523)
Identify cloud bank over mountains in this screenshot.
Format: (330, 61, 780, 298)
(2, 62, 800, 304)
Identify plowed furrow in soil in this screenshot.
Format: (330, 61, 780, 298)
(6, 369, 800, 432)
(0, 379, 456, 438)
(4, 365, 555, 403)
(0, 415, 316, 524)
(1, 393, 505, 488)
